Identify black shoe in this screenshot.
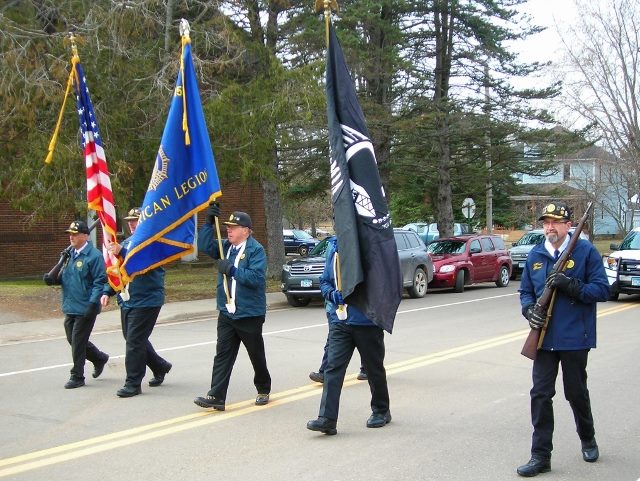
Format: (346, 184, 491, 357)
(117, 385, 142, 398)
(255, 393, 270, 406)
(92, 354, 109, 379)
(149, 362, 172, 387)
(366, 411, 392, 428)
(309, 371, 324, 383)
(194, 395, 225, 411)
(357, 370, 368, 381)
(306, 417, 337, 435)
(516, 457, 551, 477)
(64, 378, 85, 389)
(582, 439, 599, 462)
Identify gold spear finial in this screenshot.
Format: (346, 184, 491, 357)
(315, 0, 338, 47)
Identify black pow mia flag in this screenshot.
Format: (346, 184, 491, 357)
(326, 22, 403, 333)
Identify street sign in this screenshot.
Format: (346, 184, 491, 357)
(462, 197, 476, 219)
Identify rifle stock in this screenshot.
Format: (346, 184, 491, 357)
(520, 202, 593, 360)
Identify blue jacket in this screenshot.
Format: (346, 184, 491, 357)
(319, 237, 375, 327)
(197, 223, 267, 318)
(60, 242, 106, 315)
(103, 236, 165, 308)
(519, 236, 610, 350)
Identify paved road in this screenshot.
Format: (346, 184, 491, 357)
(0, 284, 639, 481)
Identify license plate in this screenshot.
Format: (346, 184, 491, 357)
(301, 279, 312, 287)
(519, 262, 525, 268)
(632, 277, 640, 287)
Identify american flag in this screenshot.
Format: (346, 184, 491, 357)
(72, 59, 122, 290)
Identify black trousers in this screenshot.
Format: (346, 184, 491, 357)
(319, 315, 365, 373)
(208, 312, 271, 400)
(64, 313, 106, 380)
(319, 323, 389, 421)
(530, 349, 595, 458)
(121, 306, 167, 388)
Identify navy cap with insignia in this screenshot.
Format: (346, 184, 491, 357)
(539, 202, 571, 221)
(223, 211, 252, 228)
(65, 220, 90, 235)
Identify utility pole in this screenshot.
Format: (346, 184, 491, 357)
(484, 62, 493, 234)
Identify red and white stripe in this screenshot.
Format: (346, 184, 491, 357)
(84, 132, 121, 290)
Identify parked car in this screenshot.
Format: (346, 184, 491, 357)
(281, 229, 434, 307)
(427, 234, 512, 292)
(509, 228, 589, 279)
(283, 229, 320, 256)
(603, 226, 640, 300)
(402, 222, 469, 244)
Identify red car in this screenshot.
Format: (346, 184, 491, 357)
(427, 234, 512, 292)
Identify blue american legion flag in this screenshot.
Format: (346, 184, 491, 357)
(120, 36, 221, 283)
(326, 22, 402, 333)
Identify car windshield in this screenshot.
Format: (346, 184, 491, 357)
(292, 229, 314, 240)
(427, 240, 466, 255)
(309, 238, 331, 257)
(515, 232, 545, 246)
(619, 230, 640, 250)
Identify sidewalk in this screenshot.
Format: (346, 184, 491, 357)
(0, 292, 290, 345)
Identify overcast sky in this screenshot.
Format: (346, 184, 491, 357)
(514, 0, 578, 64)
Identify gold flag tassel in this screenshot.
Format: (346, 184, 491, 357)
(44, 34, 80, 164)
(179, 18, 191, 146)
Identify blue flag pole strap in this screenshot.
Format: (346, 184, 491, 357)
(119, 192, 221, 283)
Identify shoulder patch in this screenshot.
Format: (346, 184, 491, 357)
(533, 262, 543, 270)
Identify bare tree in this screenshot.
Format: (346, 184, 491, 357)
(559, 0, 640, 227)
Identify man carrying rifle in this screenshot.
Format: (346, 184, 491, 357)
(517, 202, 609, 477)
(44, 220, 109, 389)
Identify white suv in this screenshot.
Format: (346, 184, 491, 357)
(603, 227, 640, 300)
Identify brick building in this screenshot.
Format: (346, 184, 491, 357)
(0, 181, 267, 279)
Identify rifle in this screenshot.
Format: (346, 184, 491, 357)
(43, 218, 100, 285)
(520, 201, 593, 360)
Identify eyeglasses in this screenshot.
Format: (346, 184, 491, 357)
(542, 220, 570, 226)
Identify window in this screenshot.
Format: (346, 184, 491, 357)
(491, 236, 506, 250)
(469, 239, 482, 252)
(406, 232, 422, 249)
(394, 232, 409, 250)
(480, 238, 495, 251)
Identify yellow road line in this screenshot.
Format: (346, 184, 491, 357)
(0, 301, 635, 478)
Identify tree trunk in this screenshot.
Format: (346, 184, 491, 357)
(433, 0, 455, 237)
(164, 0, 175, 53)
(262, 148, 285, 278)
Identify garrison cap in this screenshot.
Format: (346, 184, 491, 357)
(539, 202, 571, 221)
(124, 207, 141, 221)
(65, 220, 90, 235)
(223, 211, 252, 228)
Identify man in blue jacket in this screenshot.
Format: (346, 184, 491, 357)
(306, 237, 390, 435)
(101, 208, 172, 398)
(517, 202, 610, 477)
(194, 205, 271, 411)
(44, 220, 109, 389)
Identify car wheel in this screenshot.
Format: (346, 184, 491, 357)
(496, 265, 510, 287)
(408, 267, 428, 298)
(286, 294, 311, 307)
(510, 269, 517, 281)
(454, 270, 465, 293)
(298, 245, 309, 257)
